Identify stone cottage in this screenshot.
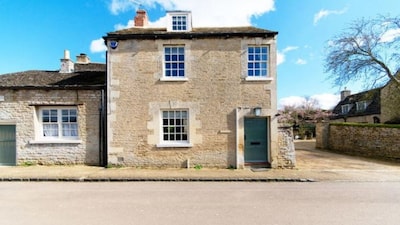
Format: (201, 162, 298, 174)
(0, 51, 106, 166)
(330, 88, 381, 123)
(103, 10, 281, 168)
(331, 77, 400, 124)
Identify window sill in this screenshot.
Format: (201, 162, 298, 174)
(156, 143, 193, 148)
(160, 77, 188, 82)
(245, 77, 273, 81)
(29, 139, 82, 144)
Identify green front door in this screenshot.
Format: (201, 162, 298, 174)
(0, 125, 16, 166)
(244, 118, 268, 163)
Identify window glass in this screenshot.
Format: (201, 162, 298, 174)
(356, 101, 367, 111)
(247, 46, 268, 77)
(172, 16, 187, 31)
(41, 108, 78, 139)
(162, 110, 188, 142)
(164, 46, 185, 78)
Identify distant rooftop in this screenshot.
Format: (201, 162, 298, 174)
(0, 63, 106, 90)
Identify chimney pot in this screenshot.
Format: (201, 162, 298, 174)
(64, 50, 70, 60)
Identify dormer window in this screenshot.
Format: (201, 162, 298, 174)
(341, 104, 352, 114)
(356, 101, 368, 111)
(167, 11, 192, 32)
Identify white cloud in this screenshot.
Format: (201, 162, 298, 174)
(90, 38, 107, 53)
(279, 94, 340, 110)
(380, 28, 400, 43)
(313, 7, 348, 25)
(109, 0, 275, 27)
(310, 93, 340, 110)
(110, 0, 141, 15)
(277, 51, 284, 65)
(295, 58, 307, 65)
(277, 46, 298, 65)
(279, 96, 306, 108)
(282, 46, 298, 53)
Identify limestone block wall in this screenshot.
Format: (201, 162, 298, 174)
(108, 36, 279, 168)
(0, 89, 102, 165)
(316, 123, 400, 161)
(277, 126, 296, 168)
(329, 114, 380, 124)
(381, 81, 400, 123)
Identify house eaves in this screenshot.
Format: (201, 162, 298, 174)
(103, 27, 278, 41)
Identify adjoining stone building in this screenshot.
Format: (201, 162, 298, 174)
(0, 51, 106, 166)
(103, 10, 282, 168)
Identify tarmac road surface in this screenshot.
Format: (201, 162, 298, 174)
(0, 182, 399, 225)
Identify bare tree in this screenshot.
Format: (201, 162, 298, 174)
(324, 15, 400, 88)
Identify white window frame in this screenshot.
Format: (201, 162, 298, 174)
(341, 104, 351, 114)
(356, 101, 367, 111)
(157, 109, 192, 148)
(166, 11, 192, 32)
(31, 106, 81, 144)
(245, 45, 271, 81)
(161, 45, 188, 81)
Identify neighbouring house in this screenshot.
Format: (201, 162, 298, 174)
(331, 76, 400, 124)
(330, 88, 381, 123)
(103, 10, 280, 169)
(0, 51, 106, 166)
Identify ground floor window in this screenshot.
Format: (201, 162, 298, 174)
(40, 107, 78, 139)
(162, 110, 188, 142)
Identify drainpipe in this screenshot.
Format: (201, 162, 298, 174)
(103, 51, 109, 167)
(99, 88, 108, 166)
(99, 48, 109, 167)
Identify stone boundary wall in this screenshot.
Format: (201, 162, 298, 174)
(316, 123, 400, 161)
(277, 125, 296, 168)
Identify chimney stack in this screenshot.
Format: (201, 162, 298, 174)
(134, 9, 148, 27)
(76, 53, 90, 64)
(340, 88, 351, 101)
(60, 49, 74, 73)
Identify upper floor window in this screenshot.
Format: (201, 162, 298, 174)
(40, 107, 78, 139)
(356, 101, 367, 111)
(167, 11, 192, 32)
(172, 15, 187, 31)
(164, 46, 185, 79)
(341, 104, 351, 114)
(247, 46, 268, 78)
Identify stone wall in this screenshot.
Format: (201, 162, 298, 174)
(329, 114, 380, 124)
(381, 80, 400, 123)
(277, 125, 296, 168)
(0, 89, 102, 165)
(316, 123, 400, 161)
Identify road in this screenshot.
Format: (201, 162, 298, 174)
(0, 182, 399, 225)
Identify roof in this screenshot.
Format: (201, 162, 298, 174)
(0, 63, 106, 90)
(104, 26, 278, 40)
(330, 88, 381, 120)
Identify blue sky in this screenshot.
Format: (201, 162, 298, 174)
(0, 0, 399, 109)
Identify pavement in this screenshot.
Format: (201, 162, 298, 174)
(1, 140, 400, 182)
